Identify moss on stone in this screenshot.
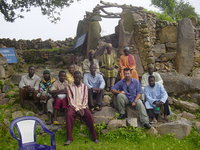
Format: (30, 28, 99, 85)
(122, 11, 135, 33)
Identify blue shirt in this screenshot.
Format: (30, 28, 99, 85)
(83, 73, 105, 89)
(144, 83, 168, 109)
(111, 78, 142, 103)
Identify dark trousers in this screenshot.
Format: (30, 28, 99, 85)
(88, 89, 103, 108)
(147, 100, 170, 119)
(19, 88, 38, 107)
(66, 106, 97, 141)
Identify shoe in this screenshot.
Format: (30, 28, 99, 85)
(144, 123, 151, 129)
(95, 106, 102, 111)
(117, 114, 126, 119)
(94, 139, 99, 143)
(64, 140, 72, 146)
(53, 121, 60, 125)
(90, 108, 95, 114)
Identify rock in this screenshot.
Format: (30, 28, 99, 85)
(127, 106, 138, 118)
(126, 118, 138, 127)
(175, 18, 195, 75)
(0, 65, 6, 79)
(156, 119, 192, 139)
(159, 52, 176, 62)
(3, 118, 10, 126)
(181, 111, 196, 120)
(10, 74, 23, 85)
(0, 93, 6, 100)
(146, 126, 158, 135)
(152, 44, 166, 57)
(2, 85, 12, 92)
(102, 95, 112, 106)
(8, 98, 16, 105)
(194, 121, 200, 133)
(25, 111, 35, 116)
(192, 68, 200, 78)
(107, 119, 126, 129)
(93, 106, 116, 124)
(165, 42, 177, 51)
(173, 98, 199, 112)
(12, 111, 24, 119)
(3, 109, 12, 118)
(0, 98, 10, 105)
(159, 26, 177, 44)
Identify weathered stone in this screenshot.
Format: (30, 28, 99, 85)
(3, 118, 10, 126)
(0, 98, 10, 105)
(10, 74, 23, 85)
(93, 106, 116, 124)
(107, 119, 126, 129)
(146, 126, 158, 135)
(181, 111, 196, 120)
(159, 26, 177, 44)
(192, 68, 200, 78)
(194, 121, 200, 133)
(152, 44, 166, 57)
(0, 65, 6, 79)
(8, 98, 16, 105)
(165, 42, 177, 51)
(102, 95, 112, 106)
(173, 98, 199, 112)
(25, 111, 35, 116)
(12, 111, 24, 119)
(156, 120, 192, 139)
(127, 106, 138, 118)
(126, 118, 138, 127)
(2, 85, 12, 92)
(159, 52, 176, 62)
(0, 93, 6, 100)
(175, 18, 195, 75)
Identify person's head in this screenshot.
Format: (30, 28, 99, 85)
(73, 55, 79, 64)
(123, 68, 132, 80)
(105, 43, 112, 54)
(90, 64, 96, 75)
(123, 46, 130, 56)
(43, 70, 50, 81)
(58, 71, 66, 82)
(28, 66, 35, 77)
(73, 71, 82, 85)
(147, 64, 154, 75)
(88, 50, 95, 60)
(148, 75, 155, 87)
(68, 64, 75, 74)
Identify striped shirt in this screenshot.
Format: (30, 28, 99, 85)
(67, 82, 88, 111)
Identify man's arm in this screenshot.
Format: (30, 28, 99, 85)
(160, 85, 168, 103)
(83, 73, 92, 89)
(144, 87, 159, 105)
(99, 74, 105, 89)
(111, 81, 125, 94)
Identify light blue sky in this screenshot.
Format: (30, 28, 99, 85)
(0, 0, 199, 40)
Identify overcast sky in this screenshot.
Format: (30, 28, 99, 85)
(0, 0, 199, 40)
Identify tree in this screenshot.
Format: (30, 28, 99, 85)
(151, 0, 176, 18)
(0, 0, 79, 23)
(175, 0, 199, 20)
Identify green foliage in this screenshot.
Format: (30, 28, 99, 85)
(95, 122, 107, 135)
(151, 0, 176, 18)
(0, 0, 79, 23)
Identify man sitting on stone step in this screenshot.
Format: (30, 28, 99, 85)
(144, 75, 170, 124)
(37, 70, 56, 124)
(83, 64, 105, 112)
(19, 66, 41, 107)
(111, 68, 151, 129)
(64, 71, 98, 145)
(49, 71, 68, 125)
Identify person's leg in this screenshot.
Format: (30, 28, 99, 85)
(46, 98, 54, 124)
(88, 89, 94, 109)
(53, 98, 62, 123)
(163, 100, 170, 120)
(135, 100, 150, 127)
(147, 109, 157, 123)
(106, 78, 110, 91)
(19, 88, 26, 107)
(95, 90, 103, 109)
(82, 108, 97, 141)
(116, 93, 129, 115)
(33, 90, 39, 104)
(65, 107, 76, 144)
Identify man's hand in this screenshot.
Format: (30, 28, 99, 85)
(132, 101, 136, 107)
(93, 88, 101, 93)
(77, 109, 85, 117)
(121, 91, 126, 94)
(154, 101, 160, 107)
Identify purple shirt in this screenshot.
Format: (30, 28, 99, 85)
(111, 78, 142, 103)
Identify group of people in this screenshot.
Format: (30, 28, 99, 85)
(19, 44, 170, 145)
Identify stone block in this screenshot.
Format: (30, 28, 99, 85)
(93, 106, 116, 124)
(159, 26, 177, 43)
(156, 120, 192, 139)
(107, 119, 126, 129)
(126, 118, 138, 127)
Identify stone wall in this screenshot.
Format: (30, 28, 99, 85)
(0, 38, 74, 50)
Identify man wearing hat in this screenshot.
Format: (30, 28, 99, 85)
(119, 46, 138, 80)
(38, 70, 56, 124)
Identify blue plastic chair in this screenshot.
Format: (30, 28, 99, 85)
(10, 116, 56, 150)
